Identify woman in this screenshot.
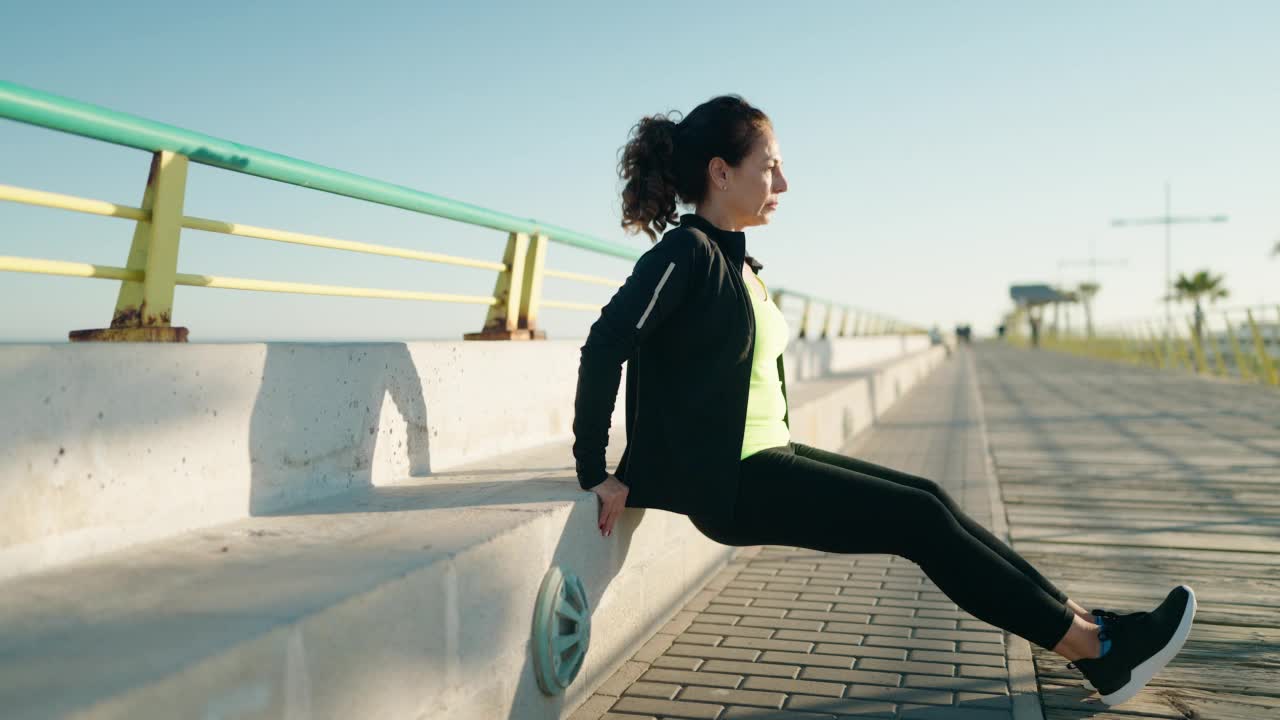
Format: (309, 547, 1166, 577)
(570, 94, 1195, 707)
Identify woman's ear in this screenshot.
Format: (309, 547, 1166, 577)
(707, 156, 729, 191)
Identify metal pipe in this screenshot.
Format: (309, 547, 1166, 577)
(0, 81, 635, 260)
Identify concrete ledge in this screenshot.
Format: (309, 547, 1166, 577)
(0, 431, 731, 720)
(787, 345, 949, 450)
(0, 342, 950, 719)
(0, 336, 931, 580)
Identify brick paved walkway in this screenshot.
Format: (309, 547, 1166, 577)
(571, 348, 1041, 720)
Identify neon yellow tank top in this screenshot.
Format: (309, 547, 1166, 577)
(741, 271, 791, 459)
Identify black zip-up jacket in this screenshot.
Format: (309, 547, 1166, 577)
(572, 213, 790, 525)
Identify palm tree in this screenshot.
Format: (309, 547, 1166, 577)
(1172, 270, 1229, 341)
(1077, 282, 1101, 339)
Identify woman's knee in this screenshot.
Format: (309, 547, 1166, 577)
(911, 476, 964, 513)
(881, 490, 953, 554)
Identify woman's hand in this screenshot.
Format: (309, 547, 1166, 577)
(591, 474, 629, 537)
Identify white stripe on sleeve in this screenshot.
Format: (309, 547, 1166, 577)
(636, 261, 677, 329)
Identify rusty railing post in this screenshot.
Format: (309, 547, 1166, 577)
(464, 231, 547, 341)
(70, 150, 189, 342)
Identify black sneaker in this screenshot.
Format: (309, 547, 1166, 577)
(1069, 585, 1197, 706)
(1080, 607, 1145, 691)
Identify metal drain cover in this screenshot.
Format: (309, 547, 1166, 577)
(531, 565, 590, 695)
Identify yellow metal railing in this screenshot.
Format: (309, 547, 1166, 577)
(1, 81, 921, 342)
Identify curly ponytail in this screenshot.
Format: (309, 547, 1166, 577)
(618, 114, 681, 241)
(618, 95, 771, 242)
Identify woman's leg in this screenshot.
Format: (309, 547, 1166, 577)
(788, 441, 1077, 610)
(693, 445, 1078, 653)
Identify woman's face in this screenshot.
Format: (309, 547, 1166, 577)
(718, 124, 788, 228)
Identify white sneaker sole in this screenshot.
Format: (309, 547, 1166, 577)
(1099, 585, 1197, 706)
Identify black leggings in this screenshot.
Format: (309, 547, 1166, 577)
(689, 441, 1077, 651)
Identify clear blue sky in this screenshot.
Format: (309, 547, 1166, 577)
(3, 1, 1278, 341)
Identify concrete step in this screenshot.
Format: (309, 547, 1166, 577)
(0, 426, 731, 720)
(0, 342, 948, 719)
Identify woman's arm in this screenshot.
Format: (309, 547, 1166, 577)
(571, 231, 704, 495)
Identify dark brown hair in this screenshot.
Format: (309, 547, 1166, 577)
(618, 95, 771, 241)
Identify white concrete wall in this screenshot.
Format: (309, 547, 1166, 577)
(0, 335, 935, 580)
(0, 338, 950, 719)
(787, 334, 930, 383)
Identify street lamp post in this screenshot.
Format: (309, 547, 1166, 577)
(1111, 181, 1228, 349)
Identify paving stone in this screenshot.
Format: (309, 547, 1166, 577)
(846, 684, 954, 706)
(810, 643, 908, 661)
(739, 616, 825, 632)
(568, 694, 618, 720)
(597, 661, 651, 697)
(652, 655, 702, 671)
(763, 583, 816, 595)
(686, 590, 726, 612)
(697, 612, 746, 626)
(836, 603, 914, 617)
(687, 622, 775, 639)
(700, 660, 801, 679)
(959, 641, 1005, 655)
(641, 668, 742, 689)
(881, 580, 926, 591)
(666, 644, 761, 662)
(857, 658, 954, 676)
(679, 686, 786, 709)
(824, 621, 910, 638)
(707, 596, 753, 607)
(661, 611, 700, 636)
(676, 633, 725, 646)
(862, 635, 955, 652)
(721, 636, 814, 653)
(818, 574, 882, 585)
(862, 614, 956, 630)
(622, 681, 682, 700)
(899, 704, 1011, 720)
(798, 666, 901, 687)
(957, 691, 1011, 707)
(722, 707, 837, 719)
(632, 634, 675, 663)
(753, 561, 819, 571)
(785, 609, 874, 624)
(877, 597, 958, 611)
(609, 697, 724, 720)
(720, 588, 801, 601)
(772, 629, 866, 646)
(910, 649, 1006, 668)
(741, 675, 844, 698)
(785, 695, 896, 717)
(917, 608, 968, 620)
(751, 597, 835, 612)
(904, 674, 1008, 694)
(958, 664, 1008, 679)
(915, 628, 1003, 643)
(758, 650, 855, 670)
(777, 568, 847, 580)
(708, 604, 787, 618)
